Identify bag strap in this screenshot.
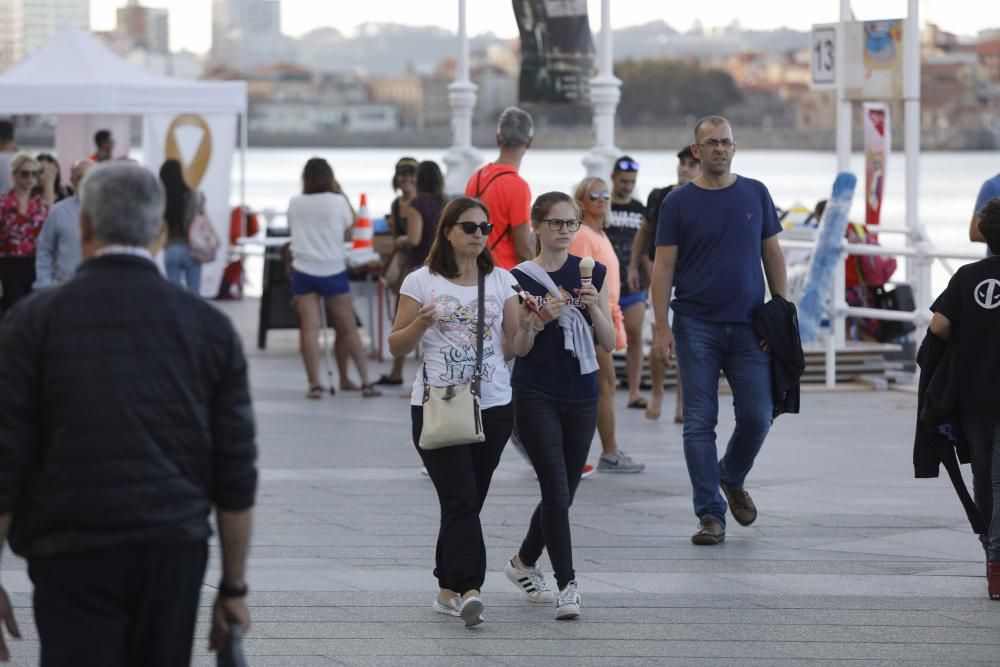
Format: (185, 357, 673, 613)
(420, 271, 486, 401)
(473, 169, 517, 252)
(473, 268, 485, 397)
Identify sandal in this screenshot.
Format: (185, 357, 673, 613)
(306, 385, 325, 399)
(361, 383, 382, 398)
(374, 374, 404, 386)
(627, 398, 647, 410)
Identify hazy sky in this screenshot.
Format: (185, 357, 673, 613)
(90, 1, 1000, 54)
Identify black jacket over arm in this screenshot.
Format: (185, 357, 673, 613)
(913, 329, 984, 534)
(751, 295, 804, 418)
(0, 255, 258, 558)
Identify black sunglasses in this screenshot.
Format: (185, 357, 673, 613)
(587, 191, 610, 201)
(615, 158, 639, 172)
(18, 169, 41, 178)
(452, 221, 493, 235)
(543, 218, 581, 231)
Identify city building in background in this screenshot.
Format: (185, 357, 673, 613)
(116, 0, 169, 53)
(211, 0, 294, 71)
(0, 0, 90, 70)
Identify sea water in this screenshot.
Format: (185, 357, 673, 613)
(233, 147, 997, 296)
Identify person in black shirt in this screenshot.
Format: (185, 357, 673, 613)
(929, 196, 1000, 600)
(629, 147, 700, 422)
(608, 156, 651, 411)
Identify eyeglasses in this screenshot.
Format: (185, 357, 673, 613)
(615, 158, 639, 172)
(587, 191, 610, 201)
(18, 169, 41, 178)
(452, 221, 493, 235)
(543, 218, 581, 232)
(698, 139, 735, 149)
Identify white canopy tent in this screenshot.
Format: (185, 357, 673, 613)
(0, 24, 249, 296)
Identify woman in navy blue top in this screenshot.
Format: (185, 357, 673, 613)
(503, 191, 616, 620)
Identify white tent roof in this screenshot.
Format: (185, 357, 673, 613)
(0, 24, 246, 115)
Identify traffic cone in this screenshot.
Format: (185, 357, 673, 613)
(352, 193, 373, 250)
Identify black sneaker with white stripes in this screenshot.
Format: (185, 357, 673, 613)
(504, 556, 556, 603)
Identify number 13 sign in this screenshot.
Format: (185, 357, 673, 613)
(811, 25, 836, 88)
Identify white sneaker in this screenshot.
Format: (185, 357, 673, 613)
(555, 580, 581, 620)
(504, 556, 556, 603)
(432, 595, 460, 617)
(459, 596, 484, 628)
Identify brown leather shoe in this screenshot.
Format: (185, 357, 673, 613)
(988, 562, 1000, 601)
(721, 483, 757, 526)
(691, 518, 725, 545)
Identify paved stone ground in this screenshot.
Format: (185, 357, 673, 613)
(3, 298, 999, 666)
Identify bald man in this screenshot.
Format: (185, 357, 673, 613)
(34, 159, 94, 288)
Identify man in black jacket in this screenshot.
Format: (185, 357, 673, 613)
(0, 162, 258, 665)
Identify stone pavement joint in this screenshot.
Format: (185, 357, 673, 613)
(2, 298, 998, 665)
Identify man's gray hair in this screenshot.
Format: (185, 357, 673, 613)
(80, 162, 165, 247)
(497, 106, 533, 148)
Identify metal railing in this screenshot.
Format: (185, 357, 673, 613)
(779, 233, 985, 387)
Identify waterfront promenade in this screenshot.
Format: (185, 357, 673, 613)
(2, 298, 998, 665)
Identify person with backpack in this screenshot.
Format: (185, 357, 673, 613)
(464, 107, 535, 270)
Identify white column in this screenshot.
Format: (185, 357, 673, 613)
(835, 0, 852, 173)
(904, 0, 928, 314)
(831, 0, 852, 349)
(582, 0, 621, 178)
(442, 0, 483, 196)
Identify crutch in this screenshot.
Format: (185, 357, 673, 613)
(318, 299, 336, 395)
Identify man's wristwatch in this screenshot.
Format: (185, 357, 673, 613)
(218, 579, 249, 598)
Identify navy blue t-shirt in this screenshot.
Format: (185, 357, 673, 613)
(511, 254, 607, 403)
(655, 176, 781, 323)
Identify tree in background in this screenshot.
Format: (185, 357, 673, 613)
(616, 59, 743, 126)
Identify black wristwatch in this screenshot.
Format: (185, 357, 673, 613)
(218, 579, 249, 598)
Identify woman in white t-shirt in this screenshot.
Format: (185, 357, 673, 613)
(288, 158, 380, 398)
(389, 196, 539, 628)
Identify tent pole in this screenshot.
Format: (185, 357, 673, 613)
(240, 111, 248, 237)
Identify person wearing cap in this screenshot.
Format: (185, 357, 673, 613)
(630, 146, 701, 422)
(607, 155, 651, 413)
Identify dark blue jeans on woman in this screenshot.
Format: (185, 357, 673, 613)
(514, 386, 598, 590)
(412, 403, 513, 595)
(673, 313, 774, 526)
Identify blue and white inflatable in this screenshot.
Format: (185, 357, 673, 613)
(797, 172, 857, 342)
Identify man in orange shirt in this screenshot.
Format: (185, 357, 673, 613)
(465, 107, 535, 270)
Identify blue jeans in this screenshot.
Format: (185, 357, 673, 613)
(673, 313, 773, 526)
(164, 243, 202, 293)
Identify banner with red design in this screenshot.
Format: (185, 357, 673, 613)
(863, 102, 889, 226)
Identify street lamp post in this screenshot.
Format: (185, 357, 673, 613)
(442, 0, 483, 195)
(582, 0, 620, 178)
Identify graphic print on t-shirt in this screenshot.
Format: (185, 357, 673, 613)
(431, 292, 502, 384)
(974, 279, 1000, 309)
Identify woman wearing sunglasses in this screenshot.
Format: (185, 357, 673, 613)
(0, 152, 55, 315)
(390, 196, 536, 627)
(505, 191, 616, 620)
(568, 177, 645, 474)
